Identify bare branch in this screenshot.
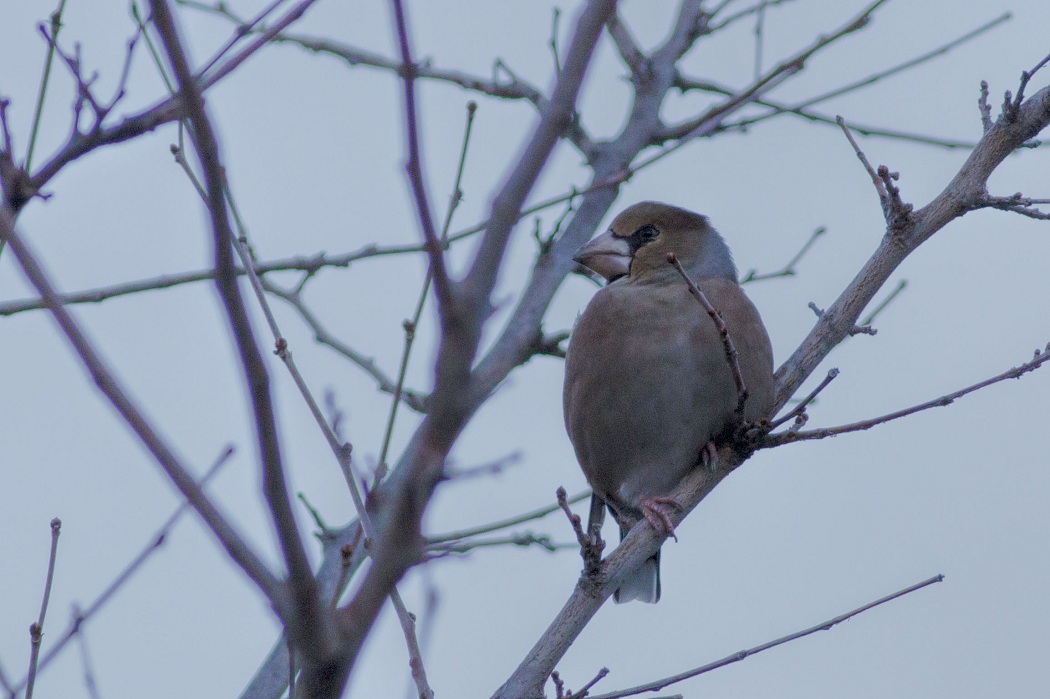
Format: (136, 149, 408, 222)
(679, 77, 974, 149)
(428, 532, 572, 556)
(975, 192, 1050, 220)
(860, 279, 908, 326)
(586, 575, 944, 699)
(427, 490, 590, 544)
(376, 100, 477, 482)
(767, 368, 839, 430)
(24, 0, 70, 172)
(775, 77, 1050, 410)
(261, 280, 428, 412)
(390, 589, 434, 699)
(556, 488, 604, 575)
(22, 0, 320, 208)
(149, 0, 326, 664)
(606, 12, 646, 76)
(13, 447, 234, 693)
(0, 241, 436, 316)
(740, 226, 826, 283)
(389, 0, 453, 308)
(0, 206, 282, 613)
(24, 517, 61, 699)
(668, 253, 748, 415)
(659, 0, 888, 143)
(762, 13, 1011, 118)
(836, 116, 887, 199)
(565, 667, 610, 699)
(769, 344, 1050, 446)
(708, 0, 797, 31)
(74, 630, 101, 699)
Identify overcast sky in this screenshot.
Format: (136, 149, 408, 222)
(2, 1, 1049, 697)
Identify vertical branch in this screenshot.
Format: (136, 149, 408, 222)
(24, 0, 70, 171)
(375, 101, 477, 483)
(24, 518, 61, 699)
(389, 0, 453, 309)
(147, 0, 329, 657)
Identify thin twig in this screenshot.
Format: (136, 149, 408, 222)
(390, 0, 452, 307)
(23, 0, 320, 203)
(565, 667, 610, 699)
(443, 451, 523, 481)
(24, 0, 70, 171)
(556, 487, 604, 574)
(860, 279, 907, 326)
(25, 517, 61, 699)
(709, 0, 797, 31)
(261, 280, 428, 412)
(586, 575, 944, 699)
(740, 226, 826, 283)
(768, 344, 1050, 446)
(667, 253, 748, 414)
(19, 447, 234, 689)
(659, 0, 889, 143)
(767, 368, 839, 430)
(752, 0, 765, 81)
(549, 8, 563, 74)
(775, 13, 1010, 116)
(196, 0, 289, 77)
(680, 76, 974, 149)
(428, 532, 572, 556)
(162, 42, 376, 552)
(836, 116, 886, 201)
(977, 193, 1050, 220)
(0, 203, 282, 615)
(153, 0, 316, 644)
(427, 490, 590, 544)
(130, 1, 176, 93)
(74, 627, 101, 699)
(390, 589, 435, 699)
(0, 659, 12, 695)
(376, 100, 477, 483)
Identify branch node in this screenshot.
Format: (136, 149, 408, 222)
(557, 487, 604, 575)
(978, 80, 993, 132)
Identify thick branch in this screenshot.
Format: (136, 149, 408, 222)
(774, 82, 1050, 409)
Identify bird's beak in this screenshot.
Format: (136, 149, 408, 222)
(574, 229, 631, 282)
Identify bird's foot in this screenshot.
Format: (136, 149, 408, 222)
(700, 441, 719, 473)
(640, 496, 682, 542)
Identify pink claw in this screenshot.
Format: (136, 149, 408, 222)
(640, 496, 682, 541)
(700, 441, 719, 472)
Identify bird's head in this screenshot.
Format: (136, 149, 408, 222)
(573, 201, 737, 283)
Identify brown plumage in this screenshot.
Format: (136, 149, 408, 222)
(563, 201, 774, 603)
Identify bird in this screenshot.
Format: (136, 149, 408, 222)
(563, 201, 774, 603)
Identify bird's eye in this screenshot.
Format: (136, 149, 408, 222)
(626, 224, 660, 253)
(626, 224, 659, 253)
(637, 224, 659, 241)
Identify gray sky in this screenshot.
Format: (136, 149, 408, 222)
(2, 1, 1049, 697)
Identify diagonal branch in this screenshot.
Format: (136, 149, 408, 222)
(0, 207, 282, 612)
(774, 80, 1050, 410)
(768, 344, 1050, 446)
(148, 0, 330, 665)
(21, 0, 320, 210)
(657, 0, 888, 142)
(586, 574, 944, 699)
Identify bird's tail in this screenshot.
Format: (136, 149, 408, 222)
(613, 521, 661, 603)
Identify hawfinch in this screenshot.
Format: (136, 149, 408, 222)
(563, 201, 774, 603)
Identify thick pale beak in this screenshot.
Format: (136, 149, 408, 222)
(573, 229, 631, 282)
